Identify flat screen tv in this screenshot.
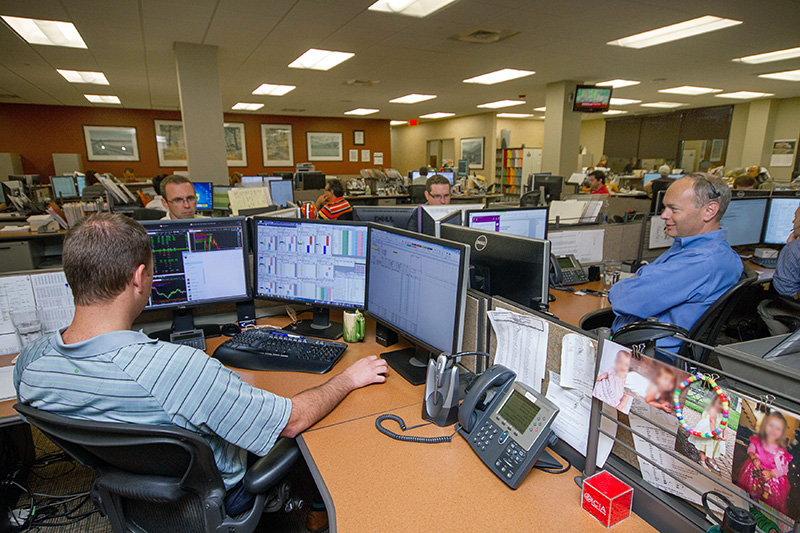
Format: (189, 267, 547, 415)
(573, 85, 612, 113)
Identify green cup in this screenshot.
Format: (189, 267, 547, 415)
(343, 311, 365, 343)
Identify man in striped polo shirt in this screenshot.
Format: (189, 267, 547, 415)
(14, 213, 388, 515)
(315, 178, 353, 220)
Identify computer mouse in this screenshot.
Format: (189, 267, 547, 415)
(221, 323, 242, 337)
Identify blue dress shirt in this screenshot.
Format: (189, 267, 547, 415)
(774, 238, 800, 298)
(608, 228, 743, 351)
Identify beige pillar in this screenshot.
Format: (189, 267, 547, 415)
(740, 99, 777, 169)
(542, 80, 582, 176)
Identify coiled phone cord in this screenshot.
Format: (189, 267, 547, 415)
(375, 414, 460, 444)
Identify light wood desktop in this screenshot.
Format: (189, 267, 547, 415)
(548, 281, 611, 328)
(0, 228, 67, 241)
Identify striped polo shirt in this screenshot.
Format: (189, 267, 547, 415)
(318, 197, 353, 220)
(14, 330, 292, 489)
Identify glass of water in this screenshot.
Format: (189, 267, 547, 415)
(11, 307, 44, 349)
(602, 263, 622, 293)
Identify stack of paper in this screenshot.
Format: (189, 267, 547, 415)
(228, 187, 272, 216)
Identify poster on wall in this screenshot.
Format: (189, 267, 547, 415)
(307, 132, 343, 161)
(154, 120, 187, 167)
(460, 137, 484, 169)
(224, 123, 247, 167)
(83, 126, 140, 162)
(770, 139, 797, 167)
(710, 139, 725, 162)
(261, 124, 294, 167)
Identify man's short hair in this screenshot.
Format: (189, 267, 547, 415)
(152, 174, 168, 196)
(123, 167, 134, 174)
(588, 170, 606, 183)
(419, 167, 429, 176)
(160, 175, 193, 199)
(326, 178, 345, 198)
(63, 214, 152, 306)
(682, 173, 731, 221)
(733, 175, 756, 189)
(426, 174, 450, 192)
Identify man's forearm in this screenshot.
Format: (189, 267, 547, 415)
(280, 373, 354, 437)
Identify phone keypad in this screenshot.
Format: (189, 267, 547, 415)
(472, 423, 499, 452)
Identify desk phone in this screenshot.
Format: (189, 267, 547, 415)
(170, 329, 206, 351)
(458, 365, 560, 489)
(550, 254, 588, 286)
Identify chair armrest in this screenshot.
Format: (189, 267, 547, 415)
(96, 470, 184, 503)
(579, 308, 615, 331)
(243, 438, 301, 494)
(613, 320, 689, 346)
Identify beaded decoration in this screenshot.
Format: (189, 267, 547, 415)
(673, 374, 730, 438)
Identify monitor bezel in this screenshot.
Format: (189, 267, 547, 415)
(352, 205, 417, 228)
(763, 197, 800, 245)
(464, 206, 550, 240)
(193, 181, 214, 211)
(140, 217, 252, 312)
(364, 223, 469, 355)
(252, 216, 370, 311)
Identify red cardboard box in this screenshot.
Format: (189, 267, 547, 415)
(581, 471, 633, 528)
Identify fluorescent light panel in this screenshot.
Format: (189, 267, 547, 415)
(597, 79, 639, 88)
(232, 102, 264, 110)
(84, 94, 120, 104)
(2, 15, 87, 48)
(607, 15, 742, 49)
(367, 0, 457, 18)
(603, 110, 628, 115)
(420, 112, 454, 119)
(390, 120, 408, 125)
(658, 85, 722, 95)
(289, 48, 354, 71)
(57, 69, 109, 85)
(252, 83, 295, 96)
(641, 101, 686, 108)
(609, 98, 641, 105)
(759, 69, 800, 82)
(715, 91, 774, 99)
(497, 113, 534, 118)
(477, 100, 525, 109)
(733, 47, 800, 64)
(533, 106, 546, 112)
(390, 93, 436, 104)
(463, 68, 535, 85)
(344, 108, 379, 115)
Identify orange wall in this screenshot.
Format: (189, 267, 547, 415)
(0, 103, 391, 180)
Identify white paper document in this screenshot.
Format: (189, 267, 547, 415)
(227, 187, 272, 215)
(487, 309, 548, 392)
(0, 276, 36, 335)
(548, 229, 605, 264)
(545, 371, 616, 468)
(0, 334, 20, 356)
(559, 333, 596, 391)
(31, 272, 75, 333)
(648, 216, 674, 249)
(548, 200, 586, 225)
(0, 366, 16, 401)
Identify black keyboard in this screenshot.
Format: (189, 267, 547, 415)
(212, 328, 347, 374)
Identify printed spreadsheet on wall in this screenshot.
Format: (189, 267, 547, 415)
(0, 271, 75, 355)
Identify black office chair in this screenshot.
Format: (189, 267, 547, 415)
(519, 191, 541, 207)
(408, 185, 427, 203)
(15, 403, 301, 533)
(132, 208, 166, 221)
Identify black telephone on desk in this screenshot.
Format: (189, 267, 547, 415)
(549, 253, 588, 286)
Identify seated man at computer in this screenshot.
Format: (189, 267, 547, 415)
(608, 174, 742, 359)
(160, 174, 200, 220)
(315, 178, 353, 220)
(425, 174, 451, 205)
(412, 166, 429, 186)
(587, 170, 610, 195)
(122, 167, 136, 183)
(14, 213, 388, 515)
(759, 204, 800, 334)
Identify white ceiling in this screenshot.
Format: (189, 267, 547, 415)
(1, 0, 799, 121)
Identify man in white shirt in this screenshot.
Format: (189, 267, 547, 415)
(160, 175, 199, 220)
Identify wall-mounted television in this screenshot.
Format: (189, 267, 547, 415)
(573, 85, 612, 113)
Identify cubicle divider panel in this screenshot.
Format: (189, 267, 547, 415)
(460, 290, 490, 372)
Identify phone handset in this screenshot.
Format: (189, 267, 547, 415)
(548, 254, 563, 287)
(458, 364, 516, 433)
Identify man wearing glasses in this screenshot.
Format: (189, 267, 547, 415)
(424, 174, 451, 205)
(315, 178, 353, 220)
(160, 175, 202, 220)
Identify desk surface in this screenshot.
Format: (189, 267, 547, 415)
(0, 229, 67, 241)
(549, 281, 611, 328)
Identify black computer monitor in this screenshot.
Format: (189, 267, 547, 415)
(140, 217, 251, 338)
(0, 182, 5, 205)
(532, 175, 563, 203)
(213, 186, 232, 210)
(298, 172, 326, 190)
(365, 225, 469, 385)
(417, 204, 484, 236)
(770, 190, 800, 199)
(271, 171, 294, 181)
(50, 176, 78, 200)
(720, 198, 768, 247)
(465, 207, 548, 239)
(269, 179, 294, 207)
(763, 198, 800, 244)
(352, 206, 417, 229)
(194, 182, 213, 211)
(253, 217, 369, 340)
(439, 224, 550, 311)
(730, 189, 770, 199)
(650, 178, 676, 214)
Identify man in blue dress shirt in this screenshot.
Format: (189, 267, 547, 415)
(758, 203, 800, 334)
(608, 174, 742, 358)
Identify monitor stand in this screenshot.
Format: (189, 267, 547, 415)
(282, 307, 343, 340)
(148, 309, 221, 342)
(382, 345, 433, 386)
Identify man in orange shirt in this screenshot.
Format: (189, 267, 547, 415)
(315, 178, 353, 220)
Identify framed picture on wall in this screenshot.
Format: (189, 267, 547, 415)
(83, 125, 140, 162)
(154, 120, 187, 167)
(460, 136, 484, 169)
(224, 123, 247, 167)
(353, 130, 365, 145)
(261, 124, 294, 167)
(306, 132, 343, 161)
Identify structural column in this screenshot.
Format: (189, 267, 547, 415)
(542, 80, 582, 177)
(174, 42, 228, 185)
(739, 99, 777, 169)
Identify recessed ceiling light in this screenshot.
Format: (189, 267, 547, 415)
(533, 106, 546, 112)
(368, 0, 457, 18)
(420, 112, 454, 119)
(641, 101, 687, 108)
(733, 47, 800, 64)
(232, 102, 264, 110)
(344, 108, 379, 115)
(1, 15, 87, 48)
(289, 48, 354, 71)
(463, 68, 535, 85)
(57, 69, 109, 85)
(84, 94, 121, 104)
(477, 99, 525, 109)
(607, 15, 742, 49)
(658, 85, 722, 95)
(497, 113, 534, 118)
(602, 110, 628, 115)
(390, 93, 437, 104)
(596, 79, 640, 88)
(609, 98, 641, 105)
(759, 69, 800, 82)
(714, 91, 774, 99)
(390, 120, 408, 126)
(252, 83, 296, 96)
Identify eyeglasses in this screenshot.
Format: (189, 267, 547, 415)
(430, 194, 451, 201)
(166, 195, 198, 205)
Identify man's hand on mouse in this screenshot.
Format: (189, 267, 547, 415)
(342, 355, 389, 390)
